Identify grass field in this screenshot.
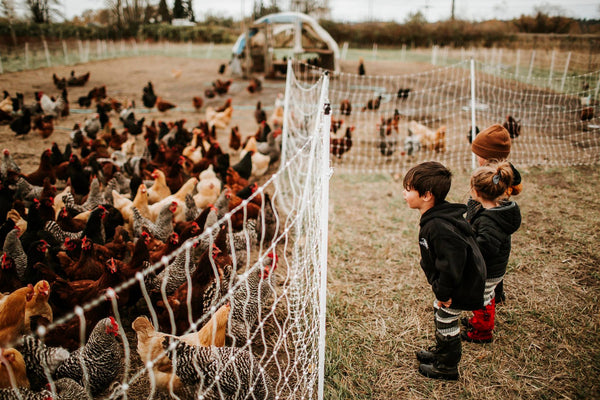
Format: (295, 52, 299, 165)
(325, 165, 600, 399)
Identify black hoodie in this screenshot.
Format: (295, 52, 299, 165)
(470, 201, 521, 279)
(419, 201, 486, 311)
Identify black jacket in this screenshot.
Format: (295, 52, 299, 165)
(419, 202, 486, 311)
(471, 201, 521, 279)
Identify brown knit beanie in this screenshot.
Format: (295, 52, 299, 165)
(471, 124, 511, 160)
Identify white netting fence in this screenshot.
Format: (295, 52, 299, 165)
(0, 66, 331, 399)
(290, 59, 600, 173)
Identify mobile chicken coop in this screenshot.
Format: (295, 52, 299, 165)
(232, 11, 340, 77)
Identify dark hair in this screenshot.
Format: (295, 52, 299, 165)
(403, 161, 452, 204)
(471, 161, 514, 201)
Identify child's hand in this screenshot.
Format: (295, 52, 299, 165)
(438, 298, 452, 308)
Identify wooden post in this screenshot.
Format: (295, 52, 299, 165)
(372, 43, 377, 60)
(560, 51, 571, 91)
(0, 51, 3, 74)
(515, 49, 520, 77)
(43, 40, 51, 67)
(25, 42, 29, 69)
(401, 44, 406, 61)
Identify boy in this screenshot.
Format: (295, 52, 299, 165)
(403, 161, 486, 380)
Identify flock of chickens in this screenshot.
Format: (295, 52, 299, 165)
(0, 67, 287, 399)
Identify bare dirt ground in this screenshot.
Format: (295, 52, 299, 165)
(1, 56, 599, 399)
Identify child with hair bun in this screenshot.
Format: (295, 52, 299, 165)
(461, 161, 522, 343)
(469, 123, 523, 303)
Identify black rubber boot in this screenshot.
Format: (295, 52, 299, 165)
(415, 345, 437, 364)
(495, 280, 506, 304)
(418, 332, 461, 381)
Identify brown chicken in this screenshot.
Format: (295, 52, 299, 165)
(254, 101, 267, 124)
(330, 126, 354, 158)
(225, 167, 249, 193)
(0, 284, 34, 346)
(340, 99, 352, 116)
(63, 236, 105, 281)
(0, 348, 29, 389)
(33, 114, 54, 139)
(192, 96, 203, 112)
(149, 232, 180, 264)
(156, 97, 176, 112)
(24, 149, 56, 186)
(215, 98, 232, 113)
(246, 77, 262, 93)
(212, 79, 232, 96)
(229, 125, 242, 151)
(228, 191, 261, 230)
(24, 280, 53, 333)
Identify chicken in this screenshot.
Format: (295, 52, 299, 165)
(159, 337, 274, 399)
(254, 101, 266, 124)
(194, 165, 222, 209)
(256, 129, 282, 165)
(2, 228, 27, 282)
(142, 81, 157, 109)
(9, 108, 32, 138)
(32, 115, 54, 139)
(0, 348, 29, 389)
(23, 280, 52, 333)
(204, 88, 216, 99)
(67, 71, 90, 86)
(206, 106, 233, 130)
(229, 125, 242, 151)
(17, 335, 70, 391)
(240, 138, 270, 178)
(362, 95, 382, 111)
(503, 115, 521, 139)
(397, 87, 411, 101)
(156, 97, 176, 112)
(228, 253, 277, 345)
(54, 317, 123, 396)
(270, 103, 284, 129)
(212, 79, 232, 95)
(148, 177, 197, 223)
(0, 149, 20, 180)
(407, 120, 446, 153)
(62, 236, 104, 280)
(246, 77, 262, 93)
(38, 91, 65, 118)
(215, 98, 232, 113)
(581, 106, 594, 121)
(132, 304, 230, 391)
(378, 117, 398, 156)
(330, 126, 354, 158)
(192, 96, 203, 112)
(170, 68, 182, 79)
(330, 117, 343, 134)
(0, 284, 34, 346)
(340, 99, 351, 116)
(52, 73, 67, 90)
(83, 114, 100, 140)
(132, 202, 176, 241)
(147, 169, 171, 205)
(358, 57, 365, 75)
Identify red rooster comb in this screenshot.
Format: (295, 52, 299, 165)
(106, 316, 119, 336)
(2, 149, 9, 156)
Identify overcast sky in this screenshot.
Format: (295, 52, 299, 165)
(52, 0, 599, 22)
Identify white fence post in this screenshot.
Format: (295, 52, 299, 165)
(43, 40, 51, 67)
(372, 43, 377, 60)
(187, 40, 192, 57)
(548, 49, 556, 87)
(431, 45, 438, 65)
(62, 40, 69, 64)
(561, 51, 571, 91)
(341, 41, 348, 60)
(527, 50, 536, 82)
(85, 40, 90, 62)
(0, 51, 3, 74)
(206, 42, 214, 58)
(401, 44, 406, 61)
(515, 49, 520, 77)
(470, 58, 477, 170)
(316, 70, 330, 400)
(78, 39, 84, 62)
(594, 74, 600, 102)
(25, 42, 30, 69)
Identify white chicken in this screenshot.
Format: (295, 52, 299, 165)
(39, 91, 65, 118)
(194, 165, 222, 209)
(148, 177, 198, 222)
(147, 169, 171, 205)
(206, 106, 233, 130)
(240, 137, 271, 178)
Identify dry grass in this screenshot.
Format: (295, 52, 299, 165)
(325, 165, 600, 399)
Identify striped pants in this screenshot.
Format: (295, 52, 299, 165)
(483, 277, 504, 306)
(433, 300, 462, 338)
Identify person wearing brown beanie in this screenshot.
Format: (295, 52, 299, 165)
(467, 124, 523, 305)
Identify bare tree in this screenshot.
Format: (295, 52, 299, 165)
(24, 0, 63, 23)
(105, 0, 149, 31)
(0, 0, 17, 45)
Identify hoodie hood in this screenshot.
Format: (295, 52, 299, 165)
(421, 202, 471, 235)
(482, 201, 521, 235)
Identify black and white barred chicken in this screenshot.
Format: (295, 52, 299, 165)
(145, 244, 198, 295)
(17, 335, 70, 391)
(132, 202, 176, 241)
(51, 378, 87, 400)
(0, 149, 20, 181)
(160, 337, 275, 400)
(54, 317, 123, 396)
(227, 252, 278, 346)
(0, 387, 53, 400)
(2, 228, 27, 281)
